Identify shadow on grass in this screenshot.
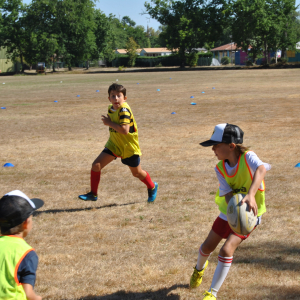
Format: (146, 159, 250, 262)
(234, 242, 300, 272)
(255, 285, 300, 300)
(33, 201, 139, 216)
(66, 284, 189, 300)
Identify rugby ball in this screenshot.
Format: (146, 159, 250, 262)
(227, 193, 257, 236)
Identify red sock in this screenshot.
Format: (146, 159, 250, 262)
(91, 170, 101, 196)
(141, 172, 155, 189)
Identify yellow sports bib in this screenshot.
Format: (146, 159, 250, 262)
(215, 151, 266, 216)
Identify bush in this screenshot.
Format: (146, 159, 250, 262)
(246, 60, 253, 66)
(221, 56, 230, 65)
(278, 57, 287, 64)
(187, 51, 199, 67)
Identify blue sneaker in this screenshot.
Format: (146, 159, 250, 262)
(78, 192, 97, 201)
(148, 182, 158, 202)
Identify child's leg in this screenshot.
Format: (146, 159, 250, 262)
(208, 234, 242, 297)
(128, 164, 155, 189)
(190, 230, 223, 289)
(90, 151, 116, 195)
(196, 230, 223, 270)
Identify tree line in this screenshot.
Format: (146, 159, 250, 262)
(0, 0, 163, 72)
(0, 0, 299, 72)
(145, 0, 300, 66)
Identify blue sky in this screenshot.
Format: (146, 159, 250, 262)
(22, 0, 162, 31)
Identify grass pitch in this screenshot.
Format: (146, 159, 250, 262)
(1, 69, 300, 299)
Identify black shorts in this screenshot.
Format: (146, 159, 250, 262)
(102, 148, 140, 168)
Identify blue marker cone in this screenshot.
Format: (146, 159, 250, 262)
(54, 100, 58, 103)
(3, 163, 14, 167)
(190, 96, 194, 98)
(202, 92, 205, 93)
(77, 95, 80, 97)
(295, 163, 300, 168)
(169, 78, 172, 79)
(137, 83, 139, 84)
(171, 112, 176, 114)
(1, 107, 6, 109)
(157, 89, 160, 91)
(191, 102, 196, 105)
(212, 87, 215, 89)
(96, 90, 99, 92)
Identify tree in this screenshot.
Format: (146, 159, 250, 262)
(94, 10, 116, 64)
(231, 0, 299, 64)
(23, 0, 59, 71)
(126, 37, 139, 67)
(56, 0, 97, 70)
(0, 0, 27, 72)
(145, 0, 228, 67)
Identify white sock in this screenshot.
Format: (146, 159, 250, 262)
(196, 245, 212, 270)
(209, 255, 233, 297)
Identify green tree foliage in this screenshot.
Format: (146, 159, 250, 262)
(94, 10, 116, 63)
(0, 0, 27, 72)
(126, 37, 139, 67)
(231, 0, 299, 63)
(145, 0, 228, 67)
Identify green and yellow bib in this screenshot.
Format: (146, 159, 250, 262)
(0, 235, 33, 300)
(215, 151, 266, 217)
(105, 102, 142, 159)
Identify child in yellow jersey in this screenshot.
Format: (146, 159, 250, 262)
(0, 190, 44, 300)
(79, 83, 158, 202)
(189, 123, 271, 300)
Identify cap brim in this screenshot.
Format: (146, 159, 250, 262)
(200, 140, 221, 147)
(30, 198, 44, 210)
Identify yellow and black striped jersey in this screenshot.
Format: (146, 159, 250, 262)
(105, 102, 142, 159)
(108, 105, 136, 133)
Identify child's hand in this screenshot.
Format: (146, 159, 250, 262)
(101, 114, 112, 126)
(241, 194, 258, 216)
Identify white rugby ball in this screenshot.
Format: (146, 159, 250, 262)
(227, 193, 257, 236)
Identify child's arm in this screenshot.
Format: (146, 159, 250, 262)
(22, 283, 42, 300)
(101, 114, 129, 135)
(241, 164, 266, 216)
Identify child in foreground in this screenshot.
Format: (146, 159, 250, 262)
(190, 123, 271, 299)
(79, 83, 158, 202)
(0, 190, 44, 300)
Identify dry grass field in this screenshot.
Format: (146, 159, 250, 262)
(0, 68, 300, 300)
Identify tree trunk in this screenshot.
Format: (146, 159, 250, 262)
(264, 39, 268, 64)
(86, 61, 89, 69)
(20, 55, 24, 73)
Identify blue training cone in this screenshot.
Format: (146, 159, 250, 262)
(171, 112, 176, 114)
(157, 89, 160, 91)
(3, 163, 14, 167)
(202, 92, 205, 93)
(54, 100, 58, 103)
(212, 87, 215, 89)
(295, 163, 300, 168)
(96, 90, 99, 92)
(191, 102, 196, 105)
(190, 96, 194, 98)
(1, 107, 6, 109)
(77, 95, 80, 97)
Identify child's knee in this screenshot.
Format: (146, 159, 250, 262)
(219, 244, 233, 257)
(92, 162, 101, 172)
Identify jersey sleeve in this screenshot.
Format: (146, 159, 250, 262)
(18, 250, 38, 288)
(214, 167, 232, 196)
(246, 151, 271, 172)
(118, 107, 131, 125)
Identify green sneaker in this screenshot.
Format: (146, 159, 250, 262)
(202, 291, 216, 300)
(190, 260, 208, 288)
(78, 192, 97, 201)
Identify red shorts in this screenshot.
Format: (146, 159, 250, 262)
(212, 216, 254, 240)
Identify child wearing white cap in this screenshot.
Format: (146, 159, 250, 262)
(0, 190, 44, 300)
(189, 123, 271, 300)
